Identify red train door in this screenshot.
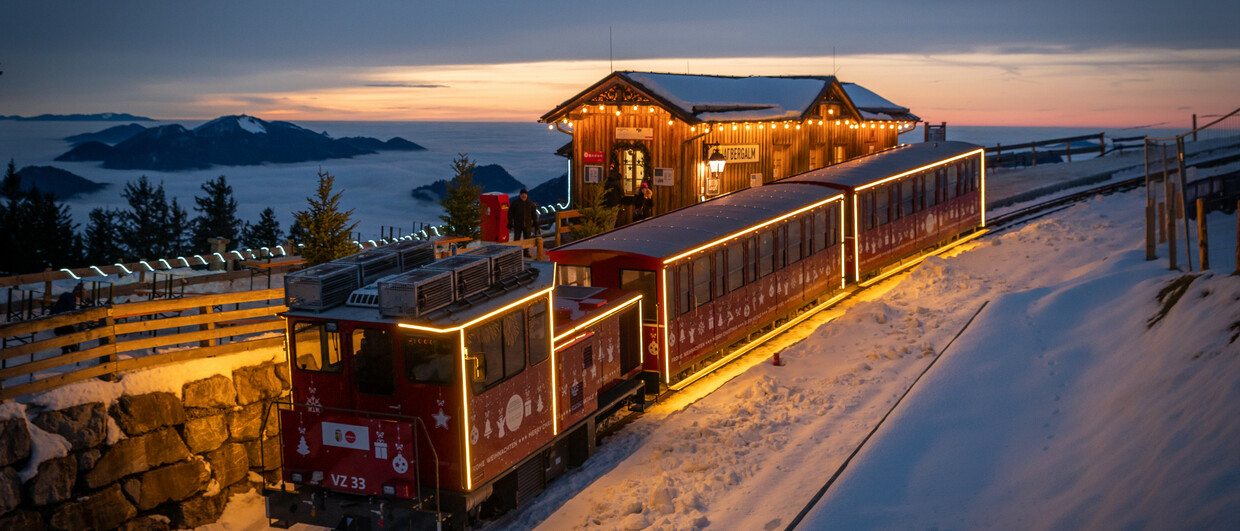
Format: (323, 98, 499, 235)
(288, 319, 350, 411)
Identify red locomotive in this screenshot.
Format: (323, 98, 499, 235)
(264, 141, 985, 529)
(549, 140, 985, 388)
(266, 243, 644, 530)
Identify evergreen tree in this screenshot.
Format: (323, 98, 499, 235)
(84, 207, 125, 264)
(570, 183, 618, 240)
(119, 176, 174, 259)
(288, 218, 306, 246)
(293, 168, 357, 266)
(191, 175, 242, 253)
(167, 197, 191, 256)
(20, 189, 78, 271)
(1, 159, 20, 200)
(243, 207, 284, 249)
(439, 153, 482, 239)
(0, 160, 19, 273)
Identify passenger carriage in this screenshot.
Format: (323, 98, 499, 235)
(265, 243, 644, 530)
(785, 141, 986, 282)
(548, 186, 848, 387)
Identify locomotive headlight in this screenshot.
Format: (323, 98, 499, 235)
(290, 472, 304, 483)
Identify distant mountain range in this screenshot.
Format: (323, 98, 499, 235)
(1, 113, 154, 121)
(11, 166, 108, 199)
(410, 164, 526, 202)
(54, 115, 426, 171)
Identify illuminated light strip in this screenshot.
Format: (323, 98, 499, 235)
(90, 266, 107, 277)
(637, 301, 645, 365)
(858, 229, 989, 288)
(553, 331, 594, 352)
(113, 263, 132, 275)
(60, 268, 80, 280)
(548, 296, 558, 436)
(979, 150, 987, 227)
(852, 195, 861, 282)
(668, 289, 852, 392)
(458, 331, 472, 491)
(664, 194, 846, 264)
(398, 287, 554, 333)
(158, 259, 172, 269)
(661, 269, 671, 384)
(552, 295, 641, 342)
(854, 149, 986, 192)
(839, 205, 847, 290)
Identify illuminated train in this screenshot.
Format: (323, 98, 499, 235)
(263, 140, 985, 530)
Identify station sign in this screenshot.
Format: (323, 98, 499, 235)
(616, 127, 655, 140)
(583, 151, 605, 164)
(719, 144, 760, 163)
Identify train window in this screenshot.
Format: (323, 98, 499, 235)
(774, 225, 786, 271)
(714, 249, 726, 299)
(620, 269, 658, 322)
(901, 179, 915, 216)
(787, 219, 802, 264)
(745, 237, 757, 284)
(352, 328, 394, 396)
(528, 301, 550, 365)
(926, 171, 939, 207)
(693, 255, 711, 308)
(466, 308, 526, 394)
(827, 204, 839, 246)
(947, 166, 959, 200)
(812, 209, 826, 254)
(875, 186, 890, 226)
(292, 321, 342, 373)
(758, 230, 774, 277)
(727, 242, 744, 292)
(860, 191, 874, 232)
(502, 310, 526, 378)
(558, 265, 591, 287)
(403, 333, 455, 385)
(677, 263, 691, 316)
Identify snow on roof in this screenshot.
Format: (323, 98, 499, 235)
(622, 72, 829, 122)
(840, 82, 905, 112)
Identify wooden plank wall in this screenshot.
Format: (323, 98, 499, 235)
(0, 288, 286, 400)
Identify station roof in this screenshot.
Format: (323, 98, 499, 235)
(785, 141, 983, 190)
(551, 184, 842, 263)
(541, 71, 918, 124)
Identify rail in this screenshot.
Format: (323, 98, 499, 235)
(0, 288, 286, 400)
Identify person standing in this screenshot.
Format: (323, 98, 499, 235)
(507, 189, 540, 241)
(52, 283, 84, 354)
(631, 182, 655, 222)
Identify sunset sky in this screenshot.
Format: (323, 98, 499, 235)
(3, 1, 1237, 127)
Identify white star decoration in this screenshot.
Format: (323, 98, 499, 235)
(432, 408, 451, 429)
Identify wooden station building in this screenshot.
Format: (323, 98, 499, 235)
(541, 71, 919, 215)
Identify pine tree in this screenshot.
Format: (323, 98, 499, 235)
(288, 218, 306, 246)
(293, 168, 357, 266)
(0, 160, 19, 273)
(119, 176, 173, 259)
(570, 183, 618, 240)
(191, 175, 242, 253)
(1, 159, 20, 200)
(167, 197, 191, 257)
(243, 207, 284, 249)
(20, 189, 78, 271)
(84, 208, 125, 264)
(439, 153, 482, 239)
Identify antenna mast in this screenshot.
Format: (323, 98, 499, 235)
(609, 26, 614, 72)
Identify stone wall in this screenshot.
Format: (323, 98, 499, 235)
(0, 360, 290, 530)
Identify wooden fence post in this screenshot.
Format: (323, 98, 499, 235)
(1145, 203, 1155, 260)
(200, 305, 216, 348)
(99, 308, 117, 381)
(1197, 198, 1209, 270)
(1235, 200, 1239, 274)
(1168, 192, 1178, 270)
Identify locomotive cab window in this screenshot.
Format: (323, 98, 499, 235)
(558, 265, 591, 287)
(403, 333, 455, 385)
(352, 328, 394, 396)
(292, 321, 342, 373)
(466, 308, 527, 393)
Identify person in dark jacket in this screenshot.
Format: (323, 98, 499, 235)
(52, 283, 84, 353)
(507, 189, 540, 241)
(631, 182, 655, 222)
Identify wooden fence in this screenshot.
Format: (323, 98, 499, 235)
(986, 133, 1107, 168)
(0, 288, 286, 401)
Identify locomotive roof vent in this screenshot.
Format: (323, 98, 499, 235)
(469, 244, 525, 284)
(423, 254, 492, 300)
(284, 262, 361, 312)
(344, 286, 381, 308)
(377, 268, 455, 317)
(332, 247, 401, 286)
(373, 239, 435, 272)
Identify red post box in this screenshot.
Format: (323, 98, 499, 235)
(479, 192, 510, 242)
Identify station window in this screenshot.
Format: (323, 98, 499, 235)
(292, 321, 342, 373)
(403, 333, 455, 385)
(693, 255, 712, 308)
(466, 308, 526, 393)
(528, 301, 550, 365)
(558, 265, 591, 287)
(352, 328, 394, 396)
(727, 242, 744, 292)
(787, 219, 802, 264)
(758, 230, 774, 277)
(620, 269, 657, 323)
